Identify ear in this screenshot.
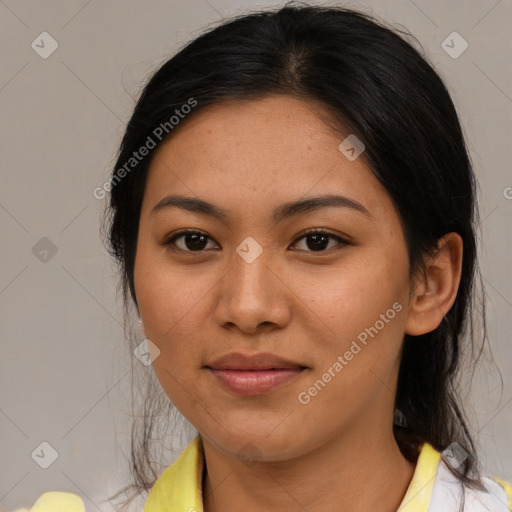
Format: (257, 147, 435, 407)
(405, 232, 463, 336)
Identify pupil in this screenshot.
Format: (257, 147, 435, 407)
(186, 233, 207, 250)
(308, 234, 328, 251)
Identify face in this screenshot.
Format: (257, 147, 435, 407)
(134, 94, 415, 461)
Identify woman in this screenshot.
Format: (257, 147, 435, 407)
(17, 3, 512, 511)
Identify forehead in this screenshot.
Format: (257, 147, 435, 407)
(141, 95, 395, 222)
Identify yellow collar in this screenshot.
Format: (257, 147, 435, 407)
(144, 436, 205, 511)
(144, 436, 440, 512)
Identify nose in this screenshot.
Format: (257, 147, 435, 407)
(212, 242, 292, 334)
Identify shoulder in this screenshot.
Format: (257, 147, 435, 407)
(428, 455, 512, 512)
(493, 478, 512, 511)
(10, 492, 85, 512)
(402, 442, 512, 512)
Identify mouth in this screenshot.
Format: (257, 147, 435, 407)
(204, 352, 309, 395)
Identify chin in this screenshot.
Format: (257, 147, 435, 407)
(203, 426, 309, 462)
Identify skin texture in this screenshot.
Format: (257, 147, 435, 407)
(133, 94, 463, 512)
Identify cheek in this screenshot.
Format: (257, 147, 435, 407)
(296, 252, 408, 334)
(291, 251, 410, 404)
(134, 243, 212, 346)
(294, 274, 407, 432)
(134, 253, 210, 409)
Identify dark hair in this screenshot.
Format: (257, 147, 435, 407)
(102, 2, 489, 508)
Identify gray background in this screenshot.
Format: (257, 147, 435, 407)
(1, 0, 511, 510)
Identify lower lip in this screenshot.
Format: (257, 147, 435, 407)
(208, 368, 305, 395)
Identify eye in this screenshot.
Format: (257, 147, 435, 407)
(163, 230, 219, 252)
(290, 229, 349, 253)
(162, 228, 349, 254)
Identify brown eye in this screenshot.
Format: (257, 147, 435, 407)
(164, 231, 218, 252)
(291, 230, 348, 252)
(163, 229, 349, 254)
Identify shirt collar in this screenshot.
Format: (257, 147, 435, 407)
(144, 435, 440, 512)
(144, 435, 204, 512)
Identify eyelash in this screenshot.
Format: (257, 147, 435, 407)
(162, 228, 350, 254)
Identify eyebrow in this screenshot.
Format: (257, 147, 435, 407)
(150, 193, 372, 223)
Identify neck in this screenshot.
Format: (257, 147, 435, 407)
(202, 425, 415, 512)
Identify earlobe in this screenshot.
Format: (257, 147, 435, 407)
(405, 232, 463, 336)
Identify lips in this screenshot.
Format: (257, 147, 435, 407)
(205, 352, 308, 395)
(206, 352, 306, 371)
